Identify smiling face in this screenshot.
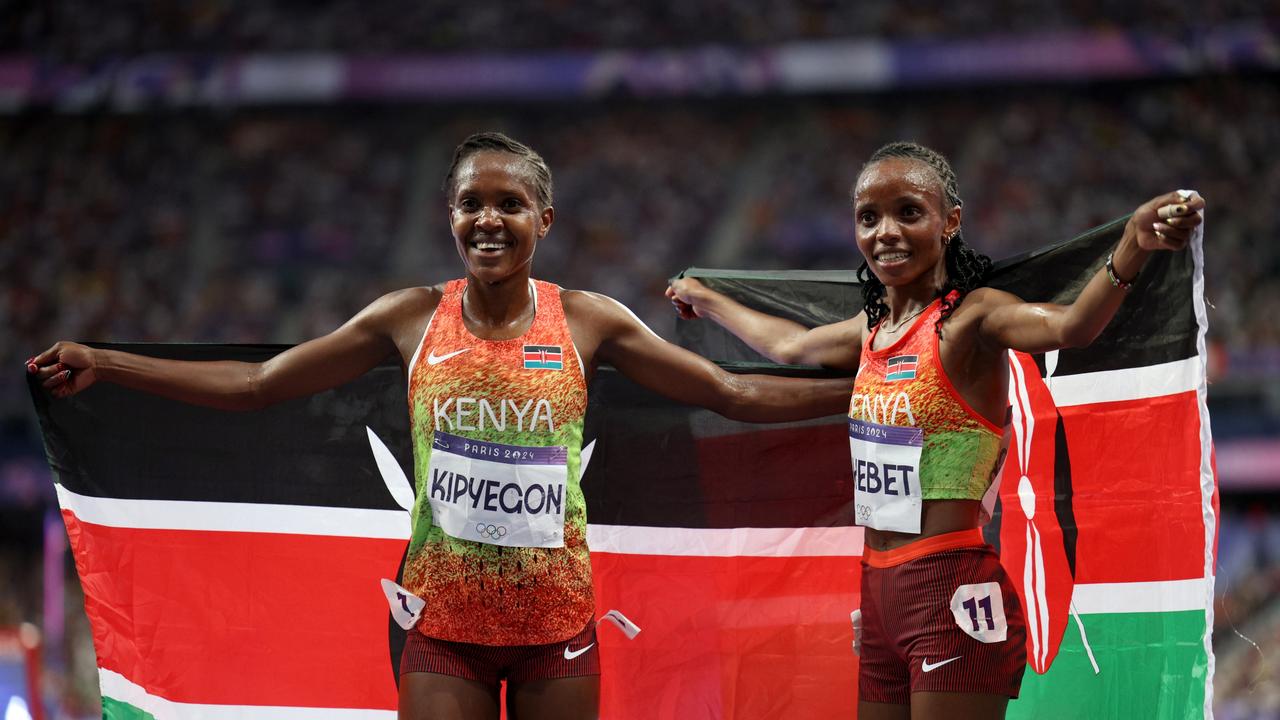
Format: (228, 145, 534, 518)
(852, 157, 961, 289)
(448, 151, 554, 286)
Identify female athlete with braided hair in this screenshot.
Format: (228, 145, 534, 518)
(667, 141, 1204, 719)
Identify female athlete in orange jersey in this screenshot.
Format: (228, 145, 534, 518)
(29, 132, 853, 720)
(667, 141, 1204, 720)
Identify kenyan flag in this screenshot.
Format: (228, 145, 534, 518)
(33, 345, 412, 718)
(669, 214, 1216, 718)
(986, 219, 1217, 719)
(31, 217, 1214, 718)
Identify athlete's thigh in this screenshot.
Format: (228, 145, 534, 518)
(860, 700, 911, 720)
(399, 671, 501, 720)
(911, 691, 1008, 720)
(506, 675, 600, 720)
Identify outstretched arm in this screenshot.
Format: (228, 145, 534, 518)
(29, 287, 432, 410)
(567, 291, 851, 423)
(976, 190, 1204, 354)
(666, 277, 863, 371)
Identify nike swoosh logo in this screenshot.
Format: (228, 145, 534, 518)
(563, 642, 595, 660)
(921, 656, 962, 673)
(426, 348, 470, 366)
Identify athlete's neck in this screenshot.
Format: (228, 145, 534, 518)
(883, 277, 943, 328)
(463, 275, 535, 334)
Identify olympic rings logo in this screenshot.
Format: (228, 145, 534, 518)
(856, 504, 872, 522)
(476, 523, 509, 540)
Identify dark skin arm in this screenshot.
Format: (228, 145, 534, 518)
(669, 191, 1205, 553)
(32, 283, 849, 423)
(30, 286, 441, 409)
(666, 279, 864, 372)
(931, 190, 1205, 426)
(563, 290, 851, 422)
(976, 190, 1204, 352)
(671, 190, 1205, 427)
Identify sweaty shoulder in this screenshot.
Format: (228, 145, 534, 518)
(362, 285, 446, 364)
(363, 285, 443, 326)
(560, 288, 656, 369)
(844, 311, 868, 346)
(942, 287, 1020, 326)
(560, 288, 636, 327)
(963, 286, 1021, 309)
(945, 286, 1023, 352)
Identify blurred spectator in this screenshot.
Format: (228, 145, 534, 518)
(6, 77, 1276, 427)
(1214, 501, 1280, 720)
(2, 0, 1273, 60)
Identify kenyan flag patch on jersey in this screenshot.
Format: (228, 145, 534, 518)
(885, 354, 918, 381)
(523, 345, 564, 370)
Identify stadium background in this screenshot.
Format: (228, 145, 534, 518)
(0, 2, 1276, 717)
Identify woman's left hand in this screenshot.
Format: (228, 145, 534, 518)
(1132, 190, 1205, 251)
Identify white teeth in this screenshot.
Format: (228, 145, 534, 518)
(878, 253, 910, 262)
(475, 242, 506, 250)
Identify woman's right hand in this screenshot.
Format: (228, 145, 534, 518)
(665, 277, 709, 320)
(28, 342, 99, 398)
(1132, 190, 1205, 252)
(668, 274, 863, 369)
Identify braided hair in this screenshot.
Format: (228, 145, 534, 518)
(443, 131, 554, 209)
(853, 141, 992, 336)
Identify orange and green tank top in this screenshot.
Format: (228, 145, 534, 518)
(404, 278, 590, 646)
(850, 294, 1005, 502)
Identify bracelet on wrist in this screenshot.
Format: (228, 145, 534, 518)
(1105, 251, 1138, 291)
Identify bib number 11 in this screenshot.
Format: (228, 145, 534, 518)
(950, 582, 1008, 643)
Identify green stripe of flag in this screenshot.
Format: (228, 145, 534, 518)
(1009, 610, 1208, 719)
(102, 696, 157, 720)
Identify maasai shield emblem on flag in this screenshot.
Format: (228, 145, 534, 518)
(984, 218, 1216, 718)
(1002, 349, 1077, 675)
(32, 215, 1215, 719)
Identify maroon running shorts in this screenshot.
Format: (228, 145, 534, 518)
(399, 618, 600, 684)
(858, 528, 1026, 705)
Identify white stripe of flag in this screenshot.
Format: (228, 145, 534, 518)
(1071, 578, 1210, 615)
(588, 524, 865, 558)
(1047, 357, 1199, 407)
(55, 484, 411, 540)
(59, 482, 1208, 617)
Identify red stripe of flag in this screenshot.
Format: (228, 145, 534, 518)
(591, 552, 859, 718)
(62, 511, 402, 709)
(1060, 390, 1205, 584)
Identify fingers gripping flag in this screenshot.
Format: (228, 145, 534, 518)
(33, 216, 1215, 719)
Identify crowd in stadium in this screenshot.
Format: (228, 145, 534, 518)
(5, 0, 1271, 59)
(3, 77, 1278, 423)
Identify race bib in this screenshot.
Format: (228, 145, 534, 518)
(426, 430, 568, 548)
(950, 582, 1008, 643)
(849, 418, 923, 533)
